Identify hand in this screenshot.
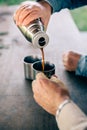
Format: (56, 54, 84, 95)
(14, 1, 51, 29)
(32, 73, 70, 115)
(62, 51, 81, 71)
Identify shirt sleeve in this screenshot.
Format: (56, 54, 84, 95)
(36, 0, 87, 13)
(75, 55, 87, 77)
(56, 101, 87, 130)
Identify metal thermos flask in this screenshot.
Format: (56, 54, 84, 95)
(16, 19, 49, 48)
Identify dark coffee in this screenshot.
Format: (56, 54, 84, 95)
(32, 61, 55, 78)
(24, 56, 40, 63)
(41, 48, 45, 71)
(33, 61, 55, 71)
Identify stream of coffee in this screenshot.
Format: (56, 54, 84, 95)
(41, 48, 45, 71)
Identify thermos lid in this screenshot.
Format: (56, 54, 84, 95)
(32, 31, 49, 48)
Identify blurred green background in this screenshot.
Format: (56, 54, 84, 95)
(0, 0, 28, 5)
(71, 6, 87, 31)
(0, 0, 87, 31)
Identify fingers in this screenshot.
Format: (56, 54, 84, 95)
(62, 51, 74, 71)
(21, 10, 41, 25)
(36, 72, 48, 80)
(14, 1, 50, 29)
(32, 80, 42, 106)
(32, 73, 68, 95)
(32, 80, 39, 94)
(62, 51, 70, 66)
(62, 51, 81, 71)
(32, 73, 50, 96)
(14, 1, 42, 26)
(32, 72, 47, 92)
(14, 5, 27, 20)
(50, 75, 63, 84)
(14, 5, 29, 25)
(32, 74, 49, 106)
(36, 73, 64, 87)
(50, 75, 59, 83)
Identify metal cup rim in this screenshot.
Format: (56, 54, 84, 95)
(32, 60, 55, 73)
(23, 55, 41, 64)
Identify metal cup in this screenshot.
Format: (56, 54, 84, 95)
(23, 56, 41, 80)
(32, 61, 55, 79)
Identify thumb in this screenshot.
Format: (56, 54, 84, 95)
(50, 76, 68, 89)
(50, 75, 61, 84)
(36, 72, 48, 80)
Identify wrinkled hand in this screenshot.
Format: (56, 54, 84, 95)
(62, 51, 81, 71)
(14, 1, 51, 29)
(32, 73, 70, 115)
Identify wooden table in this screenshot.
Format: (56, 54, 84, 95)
(0, 6, 87, 130)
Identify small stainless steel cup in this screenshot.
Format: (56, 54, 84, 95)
(32, 61, 55, 79)
(23, 56, 41, 80)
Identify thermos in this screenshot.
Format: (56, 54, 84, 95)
(15, 19, 49, 48)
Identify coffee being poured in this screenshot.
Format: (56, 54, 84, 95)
(14, 18, 49, 71)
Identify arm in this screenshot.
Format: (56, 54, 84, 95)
(62, 51, 87, 77)
(76, 55, 87, 77)
(56, 101, 87, 130)
(32, 73, 87, 130)
(37, 0, 87, 13)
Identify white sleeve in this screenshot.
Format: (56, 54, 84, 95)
(56, 100, 87, 130)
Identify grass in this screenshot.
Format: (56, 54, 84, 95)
(0, 0, 87, 31)
(0, 0, 34, 5)
(0, 0, 24, 5)
(70, 6, 87, 31)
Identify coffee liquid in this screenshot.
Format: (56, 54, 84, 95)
(41, 48, 45, 71)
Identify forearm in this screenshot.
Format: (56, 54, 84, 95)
(56, 100, 87, 130)
(76, 55, 87, 77)
(36, 0, 87, 13)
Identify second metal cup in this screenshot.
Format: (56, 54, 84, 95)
(23, 56, 41, 80)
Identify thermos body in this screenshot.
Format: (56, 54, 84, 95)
(17, 19, 49, 48)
